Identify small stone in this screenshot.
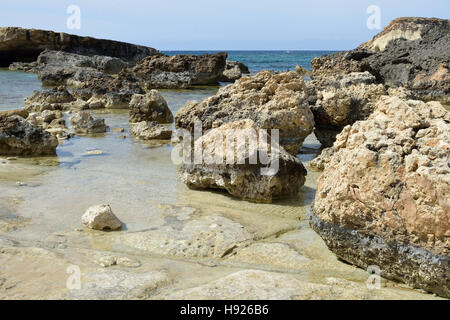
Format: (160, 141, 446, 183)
(116, 257, 141, 268)
(81, 204, 122, 231)
(85, 150, 103, 156)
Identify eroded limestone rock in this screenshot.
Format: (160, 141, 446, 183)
(0, 115, 58, 156)
(70, 111, 107, 134)
(129, 90, 173, 123)
(311, 96, 450, 297)
(175, 70, 315, 155)
(178, 120, 307, 203)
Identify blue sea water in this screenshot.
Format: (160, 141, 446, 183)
(164, 50, 338, 73)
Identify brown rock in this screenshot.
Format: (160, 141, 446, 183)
(310, 96, 450, 297)
(178, 119, 307, 203)
(0, 27, 160, 67)
(129, 90, 173, 123)
(175, 71, 314, 155)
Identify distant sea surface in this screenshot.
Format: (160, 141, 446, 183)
(164, 50, 339, 73)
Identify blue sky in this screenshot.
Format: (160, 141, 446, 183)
(1, 0, 449, 50)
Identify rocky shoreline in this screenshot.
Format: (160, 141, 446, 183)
(0, 18, 449, 299)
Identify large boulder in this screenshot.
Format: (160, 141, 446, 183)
(310, 96, 450, 297)
(0, 115, 58, 156)
(132, 52, 227, 88)
(175, 71, 315, 155)
(70, 111, 107, 134)
(178, 119, 307, 203)
(310, 72, 386, 147)
(311, 17, 450, 105)
(0, 27, 160, 67)
(129, 90, 173, 123)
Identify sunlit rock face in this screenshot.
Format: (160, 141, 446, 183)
(311, 96, 450, 298)
(175, 70, 315, 155)
(178, 119, 307, 203)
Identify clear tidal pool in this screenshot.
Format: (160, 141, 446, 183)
(0, 70, 441, 300)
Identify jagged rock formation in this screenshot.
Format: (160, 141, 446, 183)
(175, 70, 315, 155)
(309, 71, 386, 147)
(310, 96, 450, 297)
(0, 115, 58, 156)
(132, 52, 228, 88)
(311, 17, 450, 105)
(24, 86, 76, 112)
(70, 111, 107, 134)
(0, 27, 160, 67)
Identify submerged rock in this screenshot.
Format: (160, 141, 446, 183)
(311, 17, 450, 105)
(81, 204, 122, 231)
(129, 121, 172, 140)
(132, 52, 227, 88)
(178, 119, 307, 203)
(70, 111, 107, 134)
(0, 115, 58, 156)
(175, 70, 315, 155)
(310, 96, 450, 297)
(129, 90, 173, 123)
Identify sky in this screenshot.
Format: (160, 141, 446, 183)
(1, 0, 449, 50)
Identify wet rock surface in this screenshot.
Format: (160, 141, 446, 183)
(311, 96, 450, 297)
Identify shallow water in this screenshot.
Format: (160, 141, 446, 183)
(0, 70, 441, 300)
(0, 69, 43, 111)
